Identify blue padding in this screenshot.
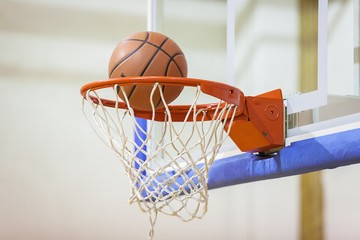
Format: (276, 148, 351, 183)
(134, 118, 147, 175)
(207, 128, 360, 189)
(134, 117, 147, 162)
(138, 128, 360, 198)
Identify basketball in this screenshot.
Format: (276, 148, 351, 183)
(108, 31, 187, 110)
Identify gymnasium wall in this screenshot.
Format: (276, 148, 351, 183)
(0, 0, 359, 239)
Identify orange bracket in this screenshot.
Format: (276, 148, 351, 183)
(225, 89, 284, 153)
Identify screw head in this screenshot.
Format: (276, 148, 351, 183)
(265, 105, 280, 121)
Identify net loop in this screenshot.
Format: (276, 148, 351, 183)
(148, 210, 158, 240)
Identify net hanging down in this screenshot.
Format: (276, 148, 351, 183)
(81, 78, 241, 238)
(81, 76, 285, 239)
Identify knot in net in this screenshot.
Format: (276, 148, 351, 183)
(82, 81, 238, 222)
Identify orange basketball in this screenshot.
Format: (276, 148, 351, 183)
(108, 31, 187, 110)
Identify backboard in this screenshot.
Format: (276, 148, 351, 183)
(154, 0, 360, 188)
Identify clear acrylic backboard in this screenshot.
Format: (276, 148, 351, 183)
(158, 0, 360, 186)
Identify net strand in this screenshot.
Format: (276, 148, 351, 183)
(148, 209, 158, 240)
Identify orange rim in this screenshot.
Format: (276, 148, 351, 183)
(80, 76, 245, 121)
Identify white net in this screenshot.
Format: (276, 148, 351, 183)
(82, 82, 237, 239)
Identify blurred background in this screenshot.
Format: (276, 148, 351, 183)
(1, 0, 360, 239)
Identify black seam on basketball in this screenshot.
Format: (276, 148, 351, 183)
(165, 52, 185, 77)
(127, 86, 137, 101)
(164, 58, 172, 76)
(116, 73, 137, 101)
(140, 37, 169, 76)
(109, 32, 150, 77)
(127, 38, 183, 61)
(125, 38, 149, 42)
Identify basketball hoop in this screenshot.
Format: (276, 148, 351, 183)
(80, 76, 284, 239)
